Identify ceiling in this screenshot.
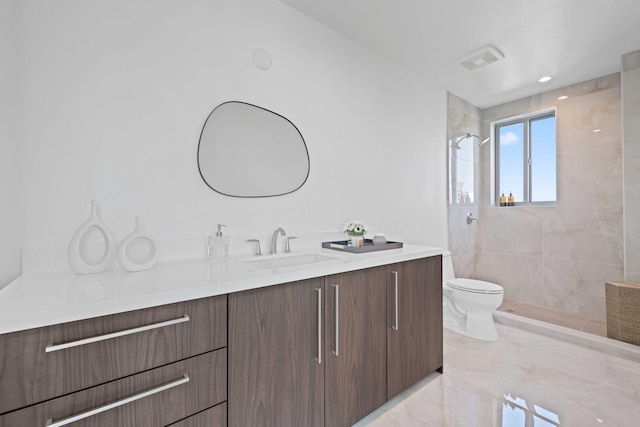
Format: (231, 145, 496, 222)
(280, 0, 640, 108)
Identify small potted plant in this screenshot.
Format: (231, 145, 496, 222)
(343, 220, 368, 247)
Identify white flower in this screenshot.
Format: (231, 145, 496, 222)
(343, 220, 368, 236)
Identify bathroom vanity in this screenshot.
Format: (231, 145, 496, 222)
(0, 245, 442, 427)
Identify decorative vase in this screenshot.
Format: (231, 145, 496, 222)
(117, 217, 160, 272)
(67, 200, 117, 274)
(349, 234, 364, 248)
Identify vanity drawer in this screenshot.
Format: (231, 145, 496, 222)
(0, 349, 226, 427)
(0, 295, 227, 414)
(168, 403, 227, 427)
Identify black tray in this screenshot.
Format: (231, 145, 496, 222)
(322, 239, 403, 253)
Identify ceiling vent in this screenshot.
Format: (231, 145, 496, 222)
(458, 44, 505, 71)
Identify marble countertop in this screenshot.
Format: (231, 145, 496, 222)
(0, 244, 442, 334)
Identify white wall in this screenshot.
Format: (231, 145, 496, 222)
(0, 1, 23, 288)
(10, 0, 447, 273)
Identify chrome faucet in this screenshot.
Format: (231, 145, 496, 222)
(466, 212, 478, 225)
(271, 227, 286, 254)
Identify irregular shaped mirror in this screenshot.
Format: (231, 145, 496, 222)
(198, 101, 310, 197)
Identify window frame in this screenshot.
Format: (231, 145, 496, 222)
(493, 109, 557, 207)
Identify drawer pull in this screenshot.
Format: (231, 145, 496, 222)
(45, 315, 190, 353)
(44, 374, 190, 427)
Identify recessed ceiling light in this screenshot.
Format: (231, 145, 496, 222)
(557, 95, 569, 100)
(538, 76, 552, 83)
(593, 129, 601, 133)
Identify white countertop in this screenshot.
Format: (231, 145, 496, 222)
(0, 244, 442, 334)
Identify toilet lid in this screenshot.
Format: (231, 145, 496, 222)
(447, 278, 504, 294)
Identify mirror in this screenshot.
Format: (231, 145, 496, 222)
(197, 101, 310, 197)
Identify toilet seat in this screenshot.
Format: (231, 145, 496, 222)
(447, 278, 503, 295)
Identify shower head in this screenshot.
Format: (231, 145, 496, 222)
(454, 133, 490, 147)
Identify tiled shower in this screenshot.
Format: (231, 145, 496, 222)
(447, 63, 640, 320)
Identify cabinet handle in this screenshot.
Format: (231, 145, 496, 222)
(44, 374, 190, 427)
(316, 287, 322, 364)
(45, 315, 190, 353)
(332, 284, 339, 356)
(392, 271, 399, 331)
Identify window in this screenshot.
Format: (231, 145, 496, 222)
(495, 111, 556, 205)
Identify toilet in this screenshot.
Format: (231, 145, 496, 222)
(442, 251, 504, 341)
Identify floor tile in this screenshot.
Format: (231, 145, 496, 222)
(357, 324, 640, 427)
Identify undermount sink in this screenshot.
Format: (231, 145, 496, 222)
(244, 253, 341, 270)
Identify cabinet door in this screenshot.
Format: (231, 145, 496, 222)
(228, 278, 325, 427)
(324, 267, 386, 427)
(387, 257, 442, 399)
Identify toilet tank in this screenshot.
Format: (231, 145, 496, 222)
(442, 251, 456, 284)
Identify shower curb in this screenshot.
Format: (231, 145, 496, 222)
(494, 310, 640, 363)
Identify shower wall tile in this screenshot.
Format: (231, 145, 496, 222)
(448, 94, 481, 139)
(542, 257, 623, 319)
(622, 60, 640, 277)
(622, 50, 640, 72)
(481, 94, 544, 123)
(471, 74, 625, 319)
(556, 146, 623, 207)
(479, 252, 544, 306)
(449, 109, 480, 139)
(624, 138, 640, 190)
(481, 207, 543, 256)
(483, 75, 621, 130)
(448, 206, 481, 255)
(624, 215, 640, 273)
(448, 92, 481, 121)
(556, 88, 622, 155)
(451, 252, 480, 280)
(540, 73, 620, 105)
(543, 206, 623, 265)
(448, 93, 482, 279)
(622, 80, 640, 140)
(625, 271, 640, 282)
(623, 137, 640, 272)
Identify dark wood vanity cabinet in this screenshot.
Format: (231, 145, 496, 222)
(386, 256, 443, 399)
(0, 255, 441, 427)
(228, 256, 443, 427)
(0, 295, 228, 427)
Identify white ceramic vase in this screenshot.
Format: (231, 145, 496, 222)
(67, 200, 117, 275)
(117, 217, 160, 272)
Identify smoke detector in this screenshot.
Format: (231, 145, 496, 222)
(458, 44, 505, 71)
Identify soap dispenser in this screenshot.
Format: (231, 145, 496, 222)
(207, 224, 229, 260)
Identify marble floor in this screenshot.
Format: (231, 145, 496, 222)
(355, 321, 640, 427)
